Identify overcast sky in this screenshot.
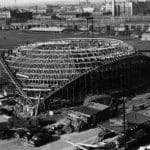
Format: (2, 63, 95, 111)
(0, 0, 107, 7)
(0, 0, 149, 7)
(0, 0, 92, 7)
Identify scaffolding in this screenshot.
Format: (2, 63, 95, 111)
(5, 38, 135, 103)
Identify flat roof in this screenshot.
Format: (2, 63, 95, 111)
(0, 49, 9, 54)
(101, 111, 150, 133)
(126, 112, 150, 124)
(29, 27, 66, 32)
(137, 107, 150, 118)
(88, 102, 110, 111)
(72, 106, 100, 117)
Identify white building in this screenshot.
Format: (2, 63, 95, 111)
(119, 1, 133, 16)
(141, 32, 150, 41)
(24, 5, 47, 14)
(29, 26, 66, 33)
(80, 0, 94, 13)
(0, 10, 11, 19)
(83, 7, 94, 13)
(103, 1, 133, 16)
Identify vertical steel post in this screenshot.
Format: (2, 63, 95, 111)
(123, 97, 127, 150)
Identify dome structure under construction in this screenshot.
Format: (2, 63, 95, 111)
(4, 38, 136, 105)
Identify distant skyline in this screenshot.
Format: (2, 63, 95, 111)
(0, 0, 91, 7)
(0, 0, 149, 8)
(0, 0, 106, 8)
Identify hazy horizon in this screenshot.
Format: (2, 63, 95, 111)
(0, 0, 102, 8)
(0, 0, 149, 8)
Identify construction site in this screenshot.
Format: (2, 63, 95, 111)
(0, 35, 150, 150)
(0, 38, 147, 109)
(0, 0, 150, 150)
(0, 0, 150, 148)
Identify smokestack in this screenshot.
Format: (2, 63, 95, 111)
(112, 0, 115, 16)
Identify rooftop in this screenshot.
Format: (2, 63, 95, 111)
(126, 112, 150, 124)
(72, 106, 101, 117)
(87, 102, 110, 111)
(29, 27, 66, 32)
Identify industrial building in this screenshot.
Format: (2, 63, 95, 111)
(101, 0, 150, 17)
(101, 0, 133, 16)
(141, 32, 150, 41)
(132, 1, 150, 16)
(10, 9, 33, 22)
(24, 5, 47, 14)
(29, 26, 66, 33)
(0, 10, 11, 19)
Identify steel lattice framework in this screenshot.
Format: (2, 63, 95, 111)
(5, 38, 135, 101)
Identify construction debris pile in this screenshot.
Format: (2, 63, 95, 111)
(0, 93, 120, 148)
(0, 86, 150, 149)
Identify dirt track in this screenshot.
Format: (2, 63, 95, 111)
(0, 127, 100, 150)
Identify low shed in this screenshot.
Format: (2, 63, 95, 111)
(29, 27, 66, 33)
(126, 112, 150, 125)
(72, 104, 110, 125)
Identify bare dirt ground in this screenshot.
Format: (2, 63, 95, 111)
(0, 30, 149, 51)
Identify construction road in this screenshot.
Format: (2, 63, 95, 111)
(0, 126, 100, 150)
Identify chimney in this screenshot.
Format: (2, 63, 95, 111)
(112, 0, 115, 16)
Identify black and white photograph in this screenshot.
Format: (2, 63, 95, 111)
(0, 0, 150, 149)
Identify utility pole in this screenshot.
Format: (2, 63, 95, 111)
(86, 16, 94, 37)
(121, 63, 127, 150)
(86, 17, 88, 37)
(123, 96, 127, 150)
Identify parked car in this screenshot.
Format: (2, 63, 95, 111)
(28, 132, 52, 147)
(0, 108, 14, 116)
(15, 128, 27, 138)
(0, 129, 15, 140)
(22, 127, 40, 142)
(49, 123, 65, 136)
(38, 118, 55, 127)
(22, 126, 53, 141)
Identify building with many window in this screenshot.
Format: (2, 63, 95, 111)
(0, 10, 11, 19)
(102, 1, 133, 16)
(132, 1, 150, 15)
